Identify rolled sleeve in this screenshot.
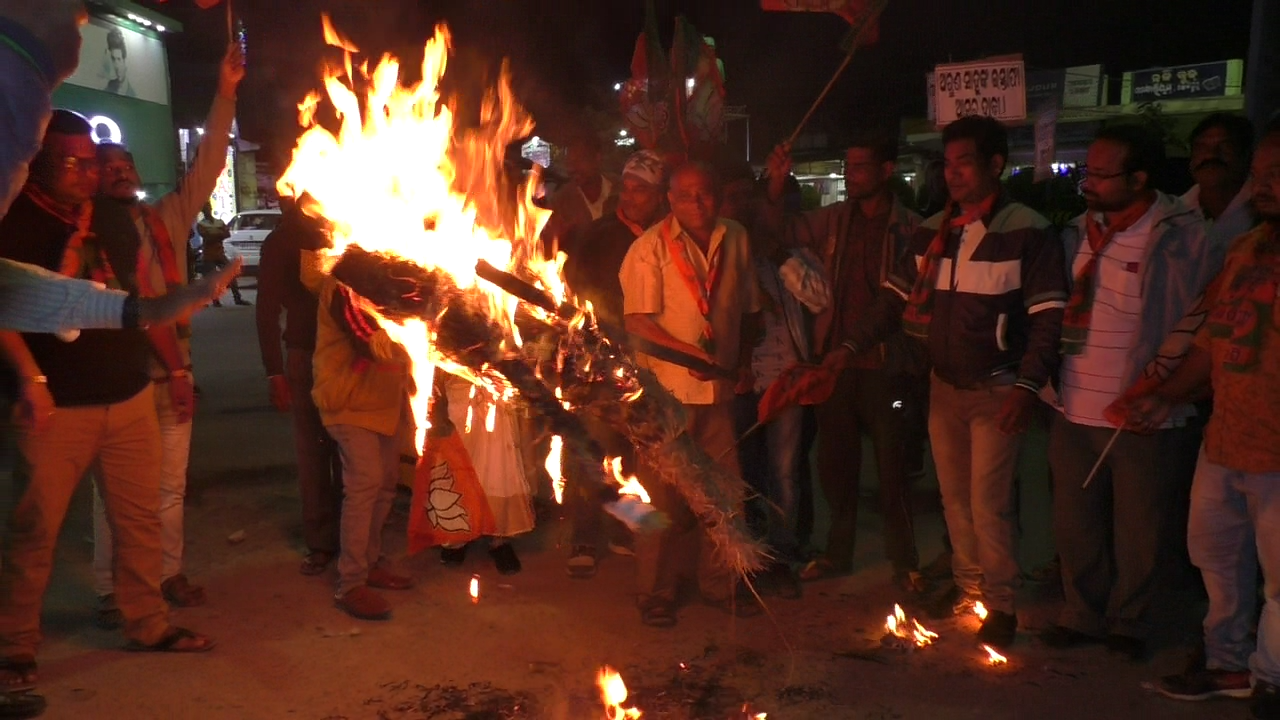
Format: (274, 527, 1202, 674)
(619, 234, 664, 316)
(0, 259, 128, 332)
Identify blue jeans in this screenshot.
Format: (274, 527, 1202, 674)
(734, 392, 803, 560)
(1187, 449, 1280, 685)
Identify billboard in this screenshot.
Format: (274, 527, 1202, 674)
(1122, 60, 1244, 104)
(64, 17, 171, 106)
(933, 58, 1026, 126)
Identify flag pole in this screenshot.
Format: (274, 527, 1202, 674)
(784, 0, 888, 146)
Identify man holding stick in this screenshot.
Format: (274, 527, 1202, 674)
(1118, 123, 1280, 718)
(620, 162, 762, 627)
(808, 116, 1066, 648)
(1041, 124, 1219, 661)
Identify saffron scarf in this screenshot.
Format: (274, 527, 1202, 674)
(1061, 198, 1152, 355)
(661, 215, 722, 355)
(1206, 223, 1279, 373)
(901, 194, 996, 339)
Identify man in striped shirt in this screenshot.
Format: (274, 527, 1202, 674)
(825, 116, 1068, 648)
(1042, 125, 1221, 661)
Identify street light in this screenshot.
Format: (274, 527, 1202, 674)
(613, 82, 622, 91)
(619, 129, 628, 137)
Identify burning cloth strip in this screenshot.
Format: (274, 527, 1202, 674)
(280, 22, 765, 574)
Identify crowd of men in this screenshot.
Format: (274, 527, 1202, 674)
(0, 3, 1276, 720)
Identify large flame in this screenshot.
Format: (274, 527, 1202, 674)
(597, 666, 642, 720)
(277, 18, 564, 452)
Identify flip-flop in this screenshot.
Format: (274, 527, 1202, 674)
(126, 627, 215, 653)
(0, 657, 37, 694)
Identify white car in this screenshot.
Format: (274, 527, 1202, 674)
(223, 209, 282, 274)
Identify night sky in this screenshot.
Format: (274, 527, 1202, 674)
(140, 0, 1256, 167)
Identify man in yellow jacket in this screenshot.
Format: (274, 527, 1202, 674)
(303, 249, 415, 620)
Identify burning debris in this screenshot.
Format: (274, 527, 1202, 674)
(981, 645, 1008, 666)
(881, 604, 939, 650)
(278, 20, 765, 575)
(598, 667, 643, 719)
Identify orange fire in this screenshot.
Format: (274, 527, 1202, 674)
(597, 666, 642, 719)
(277, 17, 566, 453)
(981, 644, 1008, 665)
(547, 435, 565, 504)
(973, 600, 988, 621)
(604, 456, 650, 504)
(469, 574, 480, 604)
(884, 604, 938, 647)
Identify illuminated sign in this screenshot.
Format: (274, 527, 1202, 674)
(88, 114, 123, 144)
(933, 58, 1026, 126)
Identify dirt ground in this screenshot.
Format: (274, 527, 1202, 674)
(3, 293, 1255, 720)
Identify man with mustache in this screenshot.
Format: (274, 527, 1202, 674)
(1122, 121, 1280, 719)
(1185, 114, 1257, 252)
(88, 41, 244, 624)
(1041, 124, 1221, 661)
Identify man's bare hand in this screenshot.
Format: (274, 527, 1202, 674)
(15, 379, 55, 433)
(1115, 393, 1175, 435)
(170, 374, 195, 423)
(765, 142, 793, 202)
(268, 375, 291, 412)
(218, 42, 246, 99)
(996, 387, 1038, 435)
(139, 258, 242, 326)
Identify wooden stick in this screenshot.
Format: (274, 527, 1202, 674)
(784, 0, 888, 146)
(1081, 425, 1124, 489)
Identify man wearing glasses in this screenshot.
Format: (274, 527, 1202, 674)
(1040, 124, 1219, 661)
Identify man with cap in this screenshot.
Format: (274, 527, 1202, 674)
(561, 150, 665, 578)
(0, 110, 215, 696)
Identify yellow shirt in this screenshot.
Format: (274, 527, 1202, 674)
(619, 215, 761, 405)
(1195, 222, 1280, 473)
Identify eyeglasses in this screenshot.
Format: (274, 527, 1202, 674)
(59, 156, 99, 174)
(1081, 166, 1129, 181)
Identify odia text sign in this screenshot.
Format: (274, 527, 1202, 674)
(934, 58, 1027, 126)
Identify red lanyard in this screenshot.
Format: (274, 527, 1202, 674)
(661, 216, 722, 334)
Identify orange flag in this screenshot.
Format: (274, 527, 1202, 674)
(760, 0, 881, 43)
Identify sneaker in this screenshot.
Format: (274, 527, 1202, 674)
(976, 610, 1017, 648)
(1253, 680, 1280, 719)
(335, 585, 391, 621)
(1156, 668, 1253, 701)
(567, 545, 597, 579)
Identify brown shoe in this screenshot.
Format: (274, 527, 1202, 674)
(335, 586, 391, 620)
(161, 574, 207, 607)
(367, 567, 413, 591)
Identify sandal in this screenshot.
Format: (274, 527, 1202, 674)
(299, 551, 334, 576)
(638, 599, 677, 628)
(0, 657, 36, 693)
(161, 575, 207, 607)
(127, 627, 215, 653)
(94, 594, 123, 631)
(798, 557, 836, 582)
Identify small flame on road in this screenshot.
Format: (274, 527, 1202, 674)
(597, 666, 641, 719)
(469, 575, 480, 604)
(981, 644, 1007, 665)
(973, 600, 988, 621)
(884, 604, 938, 647)
(547, 435, 565, 504)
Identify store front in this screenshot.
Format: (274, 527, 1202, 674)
(51, 3, 182, 200)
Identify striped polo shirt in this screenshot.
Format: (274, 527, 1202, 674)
(1059, 206, 1154, 426)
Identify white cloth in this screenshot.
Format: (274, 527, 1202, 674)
(444, 377, 534, 537)
(1059, 207, 1153, 427)
(578, 176, 613, 222)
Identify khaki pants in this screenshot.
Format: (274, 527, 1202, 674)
(0, 387, 170, 656)
(635, 402, 740, 605)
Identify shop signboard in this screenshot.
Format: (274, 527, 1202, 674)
(65, 17, 171, 106)
(933, 58, 1026, 125)
(1123, 60, 1244, 103)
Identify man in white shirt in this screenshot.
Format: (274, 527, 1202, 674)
(1043, 125, 1222, 661)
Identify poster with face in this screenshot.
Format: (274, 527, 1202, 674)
(64, 17, 170, 106)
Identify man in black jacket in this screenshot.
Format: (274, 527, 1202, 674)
(798, 116, 1067, 648)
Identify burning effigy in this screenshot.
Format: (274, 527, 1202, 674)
(274, 19, 764, 575)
